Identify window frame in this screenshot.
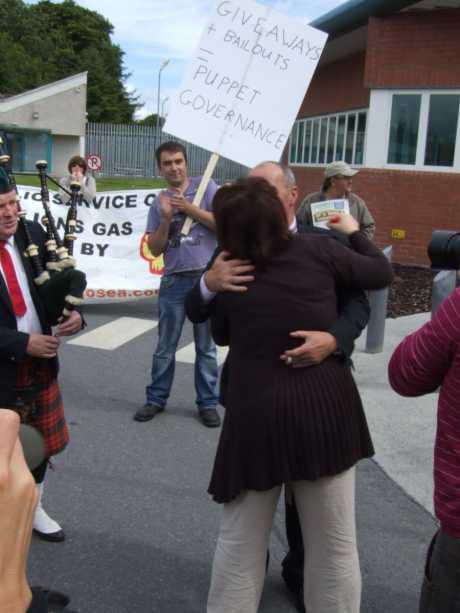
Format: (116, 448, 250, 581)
(288, 108, 368, 167)
(374, 89, 460, 173)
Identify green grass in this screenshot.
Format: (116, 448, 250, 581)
(15, 174, 166, 191)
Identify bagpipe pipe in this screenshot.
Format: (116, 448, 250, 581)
(0, 141, 87, 325)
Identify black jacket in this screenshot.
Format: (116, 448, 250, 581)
(0, 221, 58, 404)
(184, 224, 370, 406)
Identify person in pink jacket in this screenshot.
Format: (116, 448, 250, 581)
(388, 287, 460, 613)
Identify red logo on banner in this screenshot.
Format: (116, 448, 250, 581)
(140, 233, 164, 276)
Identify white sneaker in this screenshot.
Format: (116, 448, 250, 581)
(33, 483, 65, 542)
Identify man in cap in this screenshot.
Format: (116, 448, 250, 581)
(0, 168, 82, 543)
(296, 161, 375, 239)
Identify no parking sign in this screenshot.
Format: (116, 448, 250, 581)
(86, 153, 102, 172)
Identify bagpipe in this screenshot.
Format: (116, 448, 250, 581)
(0, 141, 87, 325)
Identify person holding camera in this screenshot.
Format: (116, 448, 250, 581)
(59, 155, 96, 205)
(388, 285, 460, 612)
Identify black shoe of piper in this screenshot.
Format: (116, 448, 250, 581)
(199, 408, 221, 428)
(133, 404, 164, 422)
(33, 528, 66, 543)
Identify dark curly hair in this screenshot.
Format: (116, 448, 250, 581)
(213, 177, 290, 269)
(68, 155, 87, 174)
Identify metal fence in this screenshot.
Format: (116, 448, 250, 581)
(85, 122, 248, 183)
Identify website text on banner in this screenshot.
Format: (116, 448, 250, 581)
(17, 186, 163, 302)
(164, 0, 328, 169)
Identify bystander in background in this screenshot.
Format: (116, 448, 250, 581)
(296, 161, 375, 239)
(59, 155, 96, 205)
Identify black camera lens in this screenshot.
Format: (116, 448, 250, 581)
(428, 230, 460, 270)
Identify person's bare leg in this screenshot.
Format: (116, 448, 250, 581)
(0, 409, 38, 613)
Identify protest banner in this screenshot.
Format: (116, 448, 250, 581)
(164, 0, 328, 233)
(17, 185, 163, 302)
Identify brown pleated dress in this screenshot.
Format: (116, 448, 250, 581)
(208, 232, 389, 504)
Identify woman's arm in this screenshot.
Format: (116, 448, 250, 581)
(323, 229, 393, 290)
(388, 289, 460, 396)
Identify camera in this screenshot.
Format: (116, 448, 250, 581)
(428, 230, 460, 270)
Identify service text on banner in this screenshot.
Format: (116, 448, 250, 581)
(17, 186, 163, 302)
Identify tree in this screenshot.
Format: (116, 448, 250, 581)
(137, 114, 165, 127)
(0, 0, 141, 122)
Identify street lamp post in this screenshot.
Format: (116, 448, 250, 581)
(161, 96, 170, 122)
(156, 59, 170, 153)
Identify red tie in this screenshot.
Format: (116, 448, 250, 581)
(0, 240, 27, 317)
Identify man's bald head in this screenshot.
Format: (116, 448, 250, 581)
(249, 162, 298, 225)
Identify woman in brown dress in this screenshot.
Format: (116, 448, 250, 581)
(206, 177, 393, 613)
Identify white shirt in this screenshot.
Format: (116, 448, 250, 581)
(199, 218, 298, 303)
(0, 236, 43, 334)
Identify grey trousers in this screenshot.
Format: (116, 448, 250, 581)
(207, 468, 361, 613)
(419, 528, 460, 613)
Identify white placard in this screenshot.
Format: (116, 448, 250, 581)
(164, 0, 328, 168)
(310, 199, 350, 230)
(17, 186, 163, 301)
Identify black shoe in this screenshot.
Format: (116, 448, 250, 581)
(33, 528, 66, 542)
(31, 587, 70, 609)
(29, 587, 78, 612)
(133, 403, 164, 422)
(199, 408, 221, 428)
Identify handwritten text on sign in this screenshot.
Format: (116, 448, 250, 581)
(164, 0, 328, 168)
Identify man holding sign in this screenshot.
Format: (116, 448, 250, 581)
(297, 161, 375, 239)
(134, 141, 220, 428)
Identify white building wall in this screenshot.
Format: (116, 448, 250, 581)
(1, 86, 86, 137)
(364, 90, 392, 168)
(52, 136, 81, 176)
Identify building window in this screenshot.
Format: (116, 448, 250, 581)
(289, 110, 367, 166)
(355, 112, 367, 165)
(0, 129, 50, 172)
(388, 95, 421, 165)
(424, 94, 460, 167)
(375, 90, 460, 170)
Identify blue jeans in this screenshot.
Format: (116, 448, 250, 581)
(146, 272, 219, 411)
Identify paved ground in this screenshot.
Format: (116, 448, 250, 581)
(28, 300, 438, 613)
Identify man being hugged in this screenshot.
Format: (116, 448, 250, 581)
(134, 141, 220, 428)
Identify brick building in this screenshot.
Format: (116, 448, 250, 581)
(290, 0, 460, 265)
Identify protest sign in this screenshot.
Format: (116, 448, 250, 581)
(17, 186, 163, 301)
(164, 0, 328, 168)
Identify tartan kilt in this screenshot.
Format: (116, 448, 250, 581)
(16, 357, 69, 458)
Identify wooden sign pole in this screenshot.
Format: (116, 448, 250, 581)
(181, 152, 220, 236)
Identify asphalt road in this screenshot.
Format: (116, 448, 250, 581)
(28, 300, 437, 613)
